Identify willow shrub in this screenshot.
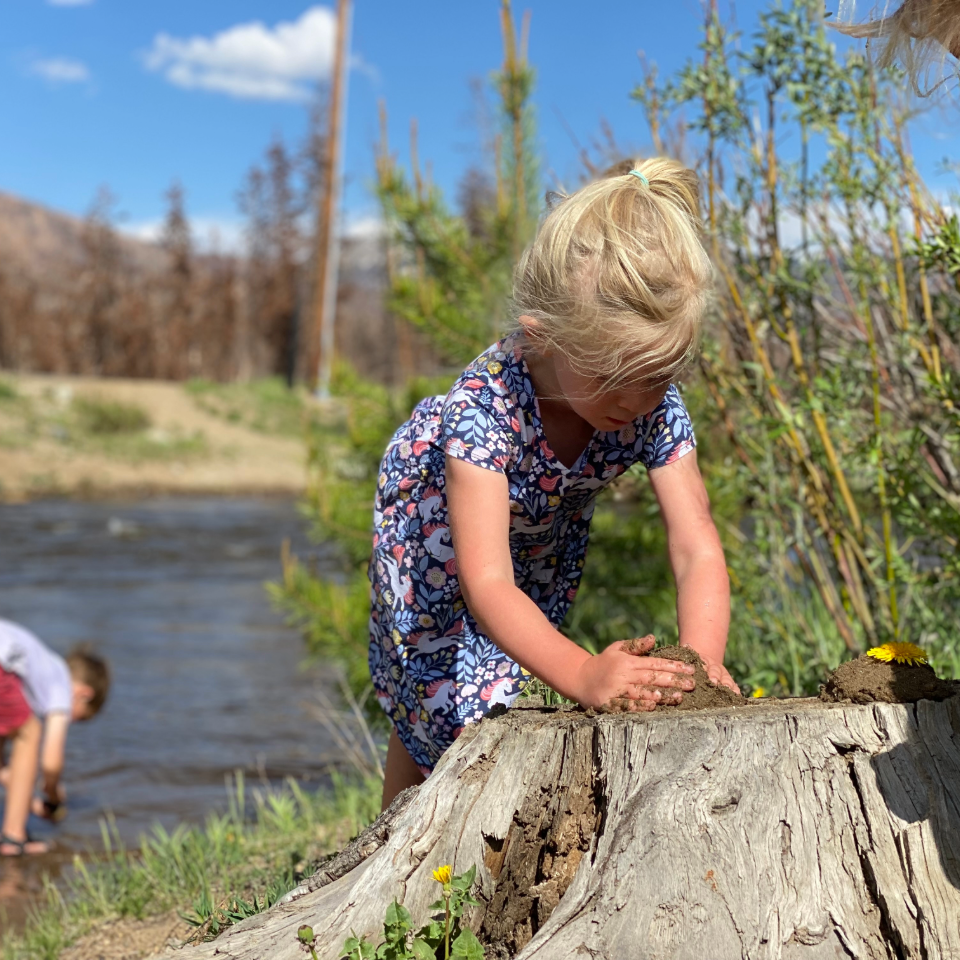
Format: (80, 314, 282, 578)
(635, 0, 960, 691)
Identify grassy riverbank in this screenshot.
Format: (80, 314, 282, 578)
(0, 374, 307, 501)
(1, 774, 381, 960)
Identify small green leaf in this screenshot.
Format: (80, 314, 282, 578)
(416, 919, 445, 943)
(385, 899, 412, 928)
(452, 865, 476, 891)
(451, 928, 485, 959)
(411, 940, 436, 960)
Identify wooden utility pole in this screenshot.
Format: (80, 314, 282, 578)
(309, 0, 352, 395)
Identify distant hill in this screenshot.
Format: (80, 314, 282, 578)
(0, 191, 169, 275)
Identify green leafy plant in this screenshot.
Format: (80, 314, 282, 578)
(341, 865, 484, 960)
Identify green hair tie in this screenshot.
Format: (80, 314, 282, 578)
(628, 169, 649, 186)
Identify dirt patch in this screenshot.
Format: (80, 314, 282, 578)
(60, 911, 191, 960)
(820, 654, 958, 705)
(601, 641, 742, 713)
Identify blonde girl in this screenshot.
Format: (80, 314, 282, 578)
(369, 157, 737, 809)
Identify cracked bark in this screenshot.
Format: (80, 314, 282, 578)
(155, 697, 960, 960)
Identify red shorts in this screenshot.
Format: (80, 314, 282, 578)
(0, 668, 32, 737)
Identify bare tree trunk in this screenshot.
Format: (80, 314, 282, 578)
(157, 696, 960, 960)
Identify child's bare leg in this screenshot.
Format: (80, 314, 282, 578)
(381, 728, 425, 812)
(1, 715, 47, 854)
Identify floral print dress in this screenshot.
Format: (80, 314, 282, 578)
(368, 334, 696, 774)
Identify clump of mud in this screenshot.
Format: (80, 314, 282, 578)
(820, 655, 957, 705)
(602, 640, 742, 713)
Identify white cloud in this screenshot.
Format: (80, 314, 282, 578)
(145, 7, 336, 102)
(121, 216, 245, 253)
(29, 57, 90, 84)
(344, 215, 384, 241)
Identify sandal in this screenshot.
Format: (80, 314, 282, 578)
(0, 832, 50, 856)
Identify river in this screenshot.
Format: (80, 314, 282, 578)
(0, 496, 342, 930)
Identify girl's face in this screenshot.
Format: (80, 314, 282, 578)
(552, 353, 668, 431)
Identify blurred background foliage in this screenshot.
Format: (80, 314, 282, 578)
(272, 0, 960, 708)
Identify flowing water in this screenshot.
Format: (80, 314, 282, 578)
(0, 496, 343, 931)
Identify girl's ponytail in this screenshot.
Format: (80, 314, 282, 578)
(514, 156, 713, 391)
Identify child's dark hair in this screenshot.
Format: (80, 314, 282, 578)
(66, 645, 110, 716)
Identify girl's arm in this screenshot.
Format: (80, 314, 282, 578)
(649, 450, 736, 691)
(446, 455, 696, 709)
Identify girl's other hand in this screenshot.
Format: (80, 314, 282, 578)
(573, 639, 696, 710)
(700, 658, 741, 695)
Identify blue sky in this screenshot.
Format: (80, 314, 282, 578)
(2, 0, 958, 247)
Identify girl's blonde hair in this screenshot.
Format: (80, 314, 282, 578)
(513, 156, 712, 391)
(831, 0, 960, 97)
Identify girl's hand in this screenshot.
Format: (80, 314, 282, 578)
(573, 638, 696, 710)
(700, 657, 741, 695)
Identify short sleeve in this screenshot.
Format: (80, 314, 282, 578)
(637, 384, 696, 470)
(441, 376, 520, 474)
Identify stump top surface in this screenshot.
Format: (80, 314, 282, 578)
(493, 694, 915, 730)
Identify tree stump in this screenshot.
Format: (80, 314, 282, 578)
(161, 696, 960, 960)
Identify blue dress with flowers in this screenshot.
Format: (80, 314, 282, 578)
(368, 334, 696, 774)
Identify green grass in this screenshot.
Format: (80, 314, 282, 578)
(72, 397, 151, 435)
(61, 395, 207, 463)
(0, 379, 18, 401)
(186, 377, 308, 438)
(0, 387, 207, 463)
(0, 773, 382, 960)
(79, 428, 208, 463)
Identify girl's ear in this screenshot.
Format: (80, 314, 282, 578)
(518, 315, 550, 353)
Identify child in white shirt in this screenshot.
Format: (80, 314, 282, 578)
(0, 619, 109, 856)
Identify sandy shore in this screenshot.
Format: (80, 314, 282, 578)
(0, 374, 307, 501)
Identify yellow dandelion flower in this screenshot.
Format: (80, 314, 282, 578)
(432, 865, 452, 885)
(751, 687, 766, 698)
(866, 642, 929, 666)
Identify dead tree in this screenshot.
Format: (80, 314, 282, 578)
(156, 696, 960, 959)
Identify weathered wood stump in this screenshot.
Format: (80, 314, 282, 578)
(162, 696, 960, 960)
